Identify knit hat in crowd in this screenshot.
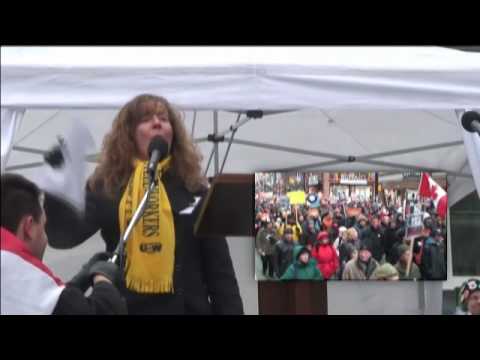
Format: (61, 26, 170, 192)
(371, 263, 399, 280)
(397, 243, 410, 258)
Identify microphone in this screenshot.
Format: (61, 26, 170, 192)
(461, 110, 480, 136)
(147, 136, 169, 182)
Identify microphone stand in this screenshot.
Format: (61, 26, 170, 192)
(109, 175, 158, 267)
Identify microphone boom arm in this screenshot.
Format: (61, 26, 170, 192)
(110, 177, 158, 265)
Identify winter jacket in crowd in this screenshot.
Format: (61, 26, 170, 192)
(280, 246, 323, 280)
(256, 226, 277, 256)
(342, 257, 379, 280)
(274, 239, 296, 278)
(361, 226, 385, 263)
(420, 237, 446, 280)
(311, 242, 339, 280)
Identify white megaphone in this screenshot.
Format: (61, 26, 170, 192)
(29, 121, 95, 214)
(461, 109, 480, 136)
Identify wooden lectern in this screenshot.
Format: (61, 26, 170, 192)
(194, 173, 328, 315)
(194, 174, 255, 237)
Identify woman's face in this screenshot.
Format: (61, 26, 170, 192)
(134, 101, 173, 160)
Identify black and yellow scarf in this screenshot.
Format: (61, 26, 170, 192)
(119, 156, 175, 293)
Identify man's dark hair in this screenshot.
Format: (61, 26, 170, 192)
(1, 173, 43, 233)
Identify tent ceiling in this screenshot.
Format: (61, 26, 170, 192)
(6, 109, 472, 178)
(3, 46, 480, 110)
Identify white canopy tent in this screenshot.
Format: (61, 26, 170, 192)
(2, 46, 480, 314)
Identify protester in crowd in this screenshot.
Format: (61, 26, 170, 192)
(336, 242, 357, 280)
(361, 216, 386, 263)
(274, 227, 296, 279)
(354, 214, 369, 239)
(394, 244, 422, 280)
(338, 227, 359, 275)
(333, 207, 346, 227)
(277, 215, 303, 242)
(300, 219, 319, 249)
(370, 263, 400, 281)
(384, 218, 402, 265)
(311, 231, 339, 280)
(420, 220, 447, 280)
(280, 246, 323, 280)
(255, 221, 277, 278)
(305, 208, 322, 234)
(320, 212, 334, 232)
(395, 213, 406, 238)
(342, 244, 379, 280)
(333, 226, 347, 255)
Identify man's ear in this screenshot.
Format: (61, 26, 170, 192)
(18, 215, 34, 242)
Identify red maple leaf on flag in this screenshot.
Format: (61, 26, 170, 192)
(430, 185, 438, 201)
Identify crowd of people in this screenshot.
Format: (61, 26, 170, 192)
(255, 191, 447, 281)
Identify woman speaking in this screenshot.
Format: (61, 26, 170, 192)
(45, 94, 243, 315)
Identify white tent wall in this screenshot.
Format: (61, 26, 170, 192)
(2, 46, 480, 315)
(1, 108, 24, 172)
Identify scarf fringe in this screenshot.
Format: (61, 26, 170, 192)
(125, 274, 174, 294)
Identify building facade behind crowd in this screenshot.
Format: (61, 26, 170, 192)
(255, 191, 447, 281)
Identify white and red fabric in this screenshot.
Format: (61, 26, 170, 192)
(418, 172, 448, 219)
(1, 227, 64, 315)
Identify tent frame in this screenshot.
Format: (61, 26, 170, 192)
(5, 109, 473, 180)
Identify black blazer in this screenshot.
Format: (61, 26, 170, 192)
(45, 171, 244, 315)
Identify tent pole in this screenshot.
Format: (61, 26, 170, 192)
(358, 159, 472, 179)
(191, 110, 197, 138)
(276, 158, 472, 179)
(194, 136, 208, 143)
(13, 110, 61, 146)
(204, 144, 216, 177)
(5, 162, 45, 171)
(272, 159, 344, 172)
(217, 113, 253, 138)
(219, 113, 242, 174)
(266, 141, 464, 172)
(12, 145, 48, 155)
(231, 139, 346, 161)
(358, 141, 463, 160)
(214, 111, 219, 175)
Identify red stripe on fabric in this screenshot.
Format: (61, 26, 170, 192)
(1, 227, 64, 286)
(418, 172, 431, 198)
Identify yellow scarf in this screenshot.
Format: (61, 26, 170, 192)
(118, 156, 175, 294)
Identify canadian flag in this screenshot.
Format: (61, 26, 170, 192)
(418, 172, 448, 219)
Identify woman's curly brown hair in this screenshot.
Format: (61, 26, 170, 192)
(88, 94, 206, 196)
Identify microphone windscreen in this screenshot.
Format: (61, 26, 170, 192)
(148, 136, 169, 159)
